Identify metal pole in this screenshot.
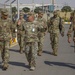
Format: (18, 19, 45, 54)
(32, 0, 34, 13)
(52, 0, 54, 10)
(42, 0, 44, 12)
(17, 0, 19, 19)
(52, 0, 54, 5)
(4, 3, 6, 8)
(10, 4, 12, 20)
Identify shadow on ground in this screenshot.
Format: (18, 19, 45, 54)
(0, 61, 29, 70)
(44, 61, 75, 69)
(43, 50, 53, 55)
(10, 49, 19, 53)
(9, 61, 29, 69)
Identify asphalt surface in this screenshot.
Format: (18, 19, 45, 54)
(0, 25, 75, 75)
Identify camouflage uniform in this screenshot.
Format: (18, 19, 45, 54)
(37, 12, 47, 56)
(17, 14, 25, 54)
(23, 20, 39, 70)
(67, 11, 75, 42)
(48, 11, 64, 56)
(0, 9, 15, 70)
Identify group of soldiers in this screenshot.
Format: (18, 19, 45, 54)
(0, 9, 47, 71)
(0, 8, 75, 71)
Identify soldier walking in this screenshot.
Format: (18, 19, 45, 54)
(67, 11, 75, 52)
(37, 11, 47, 56)
(23, 13, 40, 71)
(48, 10, 65, 56)
(0, 9, 15, 70)
(17, 13, 25, 54)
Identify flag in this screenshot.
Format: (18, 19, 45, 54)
(11, 0, 16, 4)
(5, 0, 10, 3)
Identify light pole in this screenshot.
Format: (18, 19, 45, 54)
(10, 3, 12, 20)
(17, 0, 19, 19)
(32, 0, 34, 13)
(42, 0, 44, 12)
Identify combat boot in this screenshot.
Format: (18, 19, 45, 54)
(54, 53, 57, 56)
(19, 48, 23, 54)
(20, 50, 23, 54)
(29, 60, 36, 71)
(2, 63, 9, 70)
(51, 51, 57, 56)
(30, 66, 35, 71)
(37, 50, 42, 56)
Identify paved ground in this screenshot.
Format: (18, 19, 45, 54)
(0, 25, 75, 75)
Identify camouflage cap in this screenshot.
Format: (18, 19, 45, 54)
(38, 10, 43, 14)
(1, 9, 8, 15)
(20, 10, 24, 16)
(28, 12, 33, 15)
(20, 13, 24, 16)
(27, 12, 33, 17)
(71, 11, 75, 15)
(54, 10, 60, 16)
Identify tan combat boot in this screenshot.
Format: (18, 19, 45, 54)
(2, 63, 9, 70)
(52, 49, 57, 56)
(30, 66, 35, 71)
(37, 50, 42, 56)
(19, 48, 23, 54)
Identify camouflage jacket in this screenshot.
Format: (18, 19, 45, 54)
(67, 16, 75, 38)
(36, 17, 47, 36)
(0, 19, 13, 41)
(17, 19, 25, 36)
(48, 16, 64, 34)
(67, 24, 75, 38)
(23, 21, 39, 42)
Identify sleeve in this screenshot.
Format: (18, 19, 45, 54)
(22, 22, 25, 31)
(61, 18, 65, 33)
(67, 24, 73, 38)
(43, 18, 48, 32)
(47, 18, 52, 33)
(10, 20, 16, 38)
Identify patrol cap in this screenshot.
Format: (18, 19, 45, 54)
(38, 10, 43, 14)
(53, 10, 59, 15)
(1, 9, 8, 15)
(71, 11, 75, 15)
(27, 12, 33, 17)
(20, 13, 24, 16)
(28, 12, 33, 15)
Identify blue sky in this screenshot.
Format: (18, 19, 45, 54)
(0, 0, 75, 8)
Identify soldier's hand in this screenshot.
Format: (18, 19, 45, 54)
(68, 38, 71, 43)
(61, 32, 64, 37)
(17, 20, 21, 25)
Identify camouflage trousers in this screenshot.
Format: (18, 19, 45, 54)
(50, 33, 59, 54)
(17, 34, 24, 51)
(25, 42, 38, 67)
(38, 35, 45, 52)
(0, 40, 10, 65)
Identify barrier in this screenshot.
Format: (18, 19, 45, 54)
(10, 29, 18, 47)
(9, 37, 18, 47)
(64, 22, 72, 25)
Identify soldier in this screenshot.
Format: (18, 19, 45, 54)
(67, 11, 75, 46)
(17, 13, 25, 54)
(48, 10, 65, 56)
(0, 9, 15, 70)
(37, 11, 47, 56)
(23, 13, 39, 71)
